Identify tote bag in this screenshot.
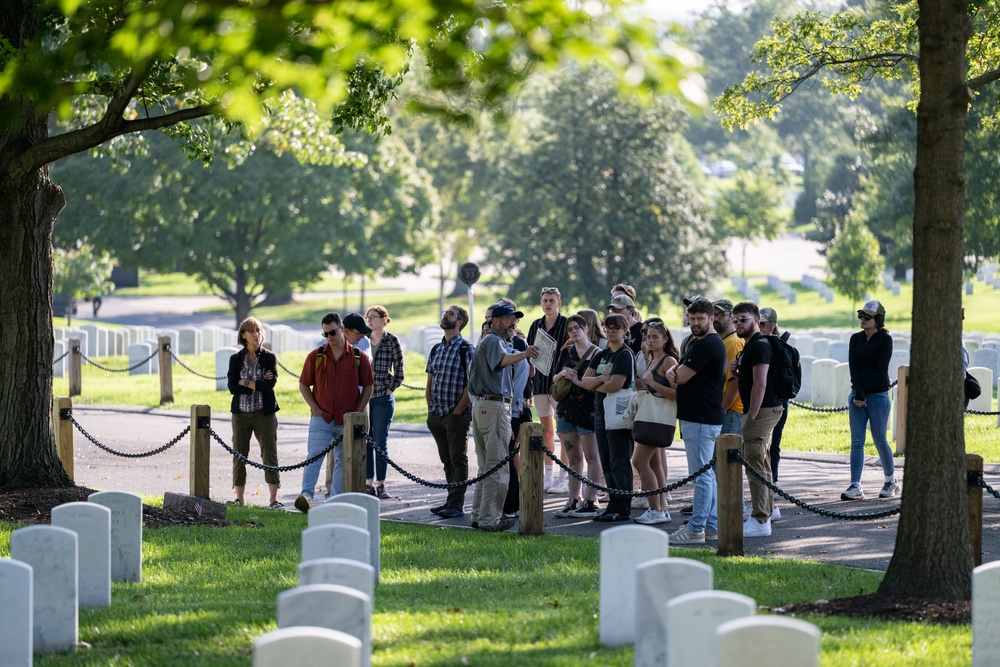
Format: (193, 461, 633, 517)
(603, 385, 636, 430)
(631, 393, 677, 447)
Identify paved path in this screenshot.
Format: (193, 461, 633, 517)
(67, 405, 1000, 572)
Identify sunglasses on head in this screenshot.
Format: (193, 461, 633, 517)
(858, 312, 874, 321)
(541, 287, 559, 294)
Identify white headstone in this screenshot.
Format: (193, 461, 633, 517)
(10, 525, 78, 653)
(308, 503, 368, 532)
(111, 329, 126, 356)
(298, 557, 375, 602)
(811, 339, 830, 359)
(302, 524, 371, 566)
(177, 326, 202, 355)
(796, 355, 815, 403)
(327, 493, 381, 583)
(715, 616, 819, 666)
(834, 362, 852, 407)
(811, 359, 839, 407)
(973, 348, 999, 378)
(128, 342, 156, 375)
(826, 341, 849, 363)
(277, 584, 371, 667)
(888, 350, 910, 385)
(254, 626, 362, 667)
(54, 339, 67, 377)
(599, 525, 668, 647)
(667, 590, 756, 667)
(89, 491, 143, 582)
(157, 329, 179, 363)
(634, 558, 713, 667)
(974, 561, 1000, 667)
(216, 347, 239, 391)
(80, 324, 100, 356)
(52, 502, 112, 608)
(969, 367, 995, 413)
(793, 336, 815, 358)
(0, 559, 33, 665)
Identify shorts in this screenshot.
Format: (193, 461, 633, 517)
(534, 393, 557, 418)
(557, 418, 594, 435)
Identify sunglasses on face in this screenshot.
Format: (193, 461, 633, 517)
(858, 313, 874, 321)
(321, 328, 341, 338)
(733, 316, 754, 324)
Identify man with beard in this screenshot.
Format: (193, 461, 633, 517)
(467, 302, 539, 532)
(425, 306, 474, 519)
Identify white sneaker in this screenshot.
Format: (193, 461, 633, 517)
(670, 524, 706, 545)
(546, 478, 569, 494)
(743, 517, 771, 538)
(704, 528, 719, 540)
(631, 496, 650, 509)
(769, 506, 781, 522)
(634, 509, 669, 525)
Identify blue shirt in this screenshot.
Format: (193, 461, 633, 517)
(426, 334, 472, 416)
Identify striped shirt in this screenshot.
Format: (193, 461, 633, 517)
(371, 331, 404, 396)
(426, 334, 472, 416)
(527, 313, 568, 395)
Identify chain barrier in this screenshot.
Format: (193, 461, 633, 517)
(79, 348, 158, 373)
(63, 409, 189, 458)
(200, 419, 341, 473)
(366, 432, 516, 489)
(53, 350, 69, 365)
(967, 408, 1000, 416)
(789, 380, 900, 413)
(167, 346, 226, 380)
(275, 357, 301, 379)
(973, 473, 1000, 501)
(538, 441, 716, 496)
(400, 382, 427, 391)
(730, 449, 901, 520)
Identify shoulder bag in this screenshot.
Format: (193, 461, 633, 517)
(551, 345, 596, 402)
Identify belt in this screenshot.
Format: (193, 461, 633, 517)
(477, 394, 512, 405)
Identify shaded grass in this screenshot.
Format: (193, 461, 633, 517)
(0, 518, 971, 666)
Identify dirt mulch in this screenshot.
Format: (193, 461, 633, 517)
(0, 486, 246, 529)
(771, 593, 971, 625)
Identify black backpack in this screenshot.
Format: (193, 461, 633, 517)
(767, 331, 802, 399)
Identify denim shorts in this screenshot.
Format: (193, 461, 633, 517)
(557, 418, 594, 435)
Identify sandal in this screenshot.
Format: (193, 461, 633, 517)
(227, 499, 244, 506)
(268, 501, 284, 510)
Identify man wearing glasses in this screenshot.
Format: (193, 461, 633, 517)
(527, 287, 569, 493)
(468, 303, 539, 531)
(294, 313, 374, 513)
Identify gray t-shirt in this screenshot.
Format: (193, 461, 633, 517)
(468, 330, 513, 398)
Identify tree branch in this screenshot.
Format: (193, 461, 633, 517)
(967, 66, 1000, 90)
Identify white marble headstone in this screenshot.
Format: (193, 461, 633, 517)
(715, 616, 820, 667)
(969, 367, 995, 413)
(89, 490, 143, 582)
(810, 359, 839, 407)
(299, 557, 375, 602)
(10, 525, 78, 653)
(0, 559, 33, 665)
(599, 525, 668, 647)
(666, 590, 756, 667)
(797, 355, 815, 403)
(302, 524, 371, 566)
(327, 493, 381, 583)
(974, 560, 1000, 666)
(254, 626, 362, 667)
(308, 503, 368, 532)
(634, 557, 713, 667)
(52, 501, 112, 608)
(216, 347, 240, 391)
(277, 584, 371, 667)
(128, 342, 156, 375)
(826, 341, 849, 363)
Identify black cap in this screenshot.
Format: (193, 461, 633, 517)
(342, 313, 372, 335)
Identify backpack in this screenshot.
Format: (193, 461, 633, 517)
(766, 331, 801, 399)
(315, 345, 362, 378)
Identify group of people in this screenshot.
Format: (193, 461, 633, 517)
(224, 287, 900, 535)
(224, 307, 404, 512)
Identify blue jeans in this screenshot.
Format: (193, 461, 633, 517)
(367, 393, 394, 482)
(680, 420, 720, 533)
(721, 409, 743, 436)
(848, 391, 894, 485)
(300, 417, 344, 500)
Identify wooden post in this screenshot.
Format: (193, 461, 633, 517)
(190, 405, 211, 498)
(894, 365, 909, 454)
(968, 454, 984, 567)
(68, 338, 82, 397)
(343, 412, 368, 494)
(159, 335, 173, 405)
(518, 422, 545, 536)
(715, 433, 744, 557)
(53, 397, 74, 481)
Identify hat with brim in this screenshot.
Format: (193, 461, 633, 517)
(683, 295, 705, 306)
(343, 312, 372, 335)
(759, 307, 778, 324)
(858, 300, 886, 317)
(491, 303, 524, 319)
(606, 294, 635, 311)
(713, 299, 734, 313)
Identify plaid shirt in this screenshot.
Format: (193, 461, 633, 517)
(425, 334, 472, 416)
(371, 331, 404, 396)
(238, 354, 265, 413)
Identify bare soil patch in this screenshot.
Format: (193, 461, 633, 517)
(773, 593, 970, 625)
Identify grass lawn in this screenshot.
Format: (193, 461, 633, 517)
(0, 511, 971, 666)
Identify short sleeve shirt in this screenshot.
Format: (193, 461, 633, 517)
(737, 332, 782, 411)
(721, 331, 745, 414)
(588, 345, 634, 416)
(676, 333, 726, 425)
(467, 331, 513, 398)
(299, 342, 374, 425)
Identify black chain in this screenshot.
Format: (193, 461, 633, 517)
(275, 357, 301, 379)
(975, 475, 1000, 501)
(967, 408, 1000, 416)
(538, 441, 716, 496)
(366, 433, 516, 488)
(789, 380, 899, 413)
(400, 382, 427, 391)
(201, 420, 341, 472)
(79, 349, 158, 373)
(53, 350, 69, 365)
(64, 410, 189, 458)
(168, 347, 226, 380)
(731, 449, 902, 520)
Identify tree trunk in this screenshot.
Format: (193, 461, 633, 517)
(0, 164, 74, 488)
(880, 0, 972, 599)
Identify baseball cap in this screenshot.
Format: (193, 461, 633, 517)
(490, 303, 524, 319)
(713, 299, 735, 313)
(683, 294, 705, 306)
(606, 294, 635, 311)
(759, 307, 778, 324)
(342, 312, 372, 335)
(858, 300, 886, 317)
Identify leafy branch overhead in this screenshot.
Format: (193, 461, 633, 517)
(714, 0, 1000, 130)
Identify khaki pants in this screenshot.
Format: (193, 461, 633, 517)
(741, 406, 784, 522)
(471, 398, 511, 529)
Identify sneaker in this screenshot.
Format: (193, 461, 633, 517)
(436, 507, 465, 519)
(631, 496, 650, 509)
(634, 509, 669, 525)
(547, 478, 569, 494)
(376, 483, 390, 500)
(670, 524, 706, 545)
(226, 499, 244, 506)
(597, 512, 631, 523)
(593, 511, 613, 522)
(268, 501, 284, 510)
(841, 484, 865, 501)
(293, 494, 312, 513)
(743, 517, 771, 538)
(879, 481, 899, 498)
(704, 528, 719, 541)
(555, 499, 580, 518)
(769, 506, 781, 522)
(470, 521, 479, 529)
(568, 499, 600, 518)
(480, 516, 515, 532)
(366, 484, 376, 496)
(431, 504, 448, 515)
(680, 504, 694, 516)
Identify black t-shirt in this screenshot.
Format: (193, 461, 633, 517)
(588, 345, 634, 416)
(737, 332, 782, 412)
(676, 333, 726, 425)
